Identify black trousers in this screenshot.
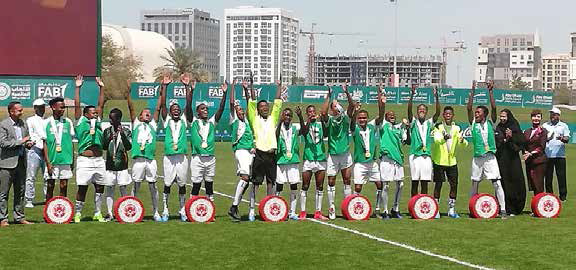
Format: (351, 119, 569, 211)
(252, 150, 277, 185)
(545, 158, 567, 200)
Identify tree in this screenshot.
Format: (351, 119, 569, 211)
(100, 35, 143, 99)
(291, 76, 306, 85)
(509, 74, 529, 90)
(553, 84, 571, 105)
(153, 47, 211, 82)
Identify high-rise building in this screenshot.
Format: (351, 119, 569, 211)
(140, 8, 220, 81)
(571, 32, 576, 57)
(475, 33, 542, 90)
(541, 54, 570, 92)
(313, 55, 443, 87)
(224, 6, 299, 84)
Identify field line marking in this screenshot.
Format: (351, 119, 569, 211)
(211, 189, 494, 270)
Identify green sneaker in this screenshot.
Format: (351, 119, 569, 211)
(74, 213, 82, 223)
(93, 213, 106, 222)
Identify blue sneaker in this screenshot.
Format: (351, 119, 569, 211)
(248, 209, 256, 222)
(435, 211, 441, 219)
(288, 213, 299, 221)
(161, 213, 169, 222)
(180, 214, 188, 222)
(153, 213, 162, 222)
(390, 210, 403, 219)
(448, 212, 460, 219)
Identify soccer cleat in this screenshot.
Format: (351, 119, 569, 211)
(25, 201, 34, 208)
(228, 205, 241, 222)
(374, 209, 382, 219)
(448, 212, 460, 219)
(93, 213, 106, 223)
(380, 212, 391, 220)
(208, 195, 215, 202)
(298, 211, 307, 220)
(435, 211, 441, 219)
(500, 211, 508, 220)
(314, 211, 329, 221)
(248, 209, 256, 222)
(161, 213, 169, 222)
(288, 213, 299, 221)
(390, 210, 403, 219)
(180, 214, 188, 222)
(74, 213, 82, 223)
(105, 213, 114, 222)
(153, 213, 162, 222)
(328, 205, 336, 220)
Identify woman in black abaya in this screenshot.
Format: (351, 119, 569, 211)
(495, 109, 527, 215)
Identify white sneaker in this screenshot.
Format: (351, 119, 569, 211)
(328, 205, 336, 220)
(248, 209, 256, 222)
(25, 201, 34, 208)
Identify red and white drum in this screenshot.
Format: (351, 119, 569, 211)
(113, 196, 145, 223)
(408, 194, 438, 220)
(341, 194, 372, 221)
(43, 196, 74, 224)
(469, 193, 499, 219)
(258, 195, 288, 222)
(185, 196, 216, 223)
(531, 193, 562, 218)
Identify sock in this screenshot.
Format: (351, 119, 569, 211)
(104, 186, 114, 216)
(492, 180, 506, 212)
(119, 185, 128, 197)
(233, 180, 249, 206)
(448, 198, 456, 215)
(343, 185, 352, 197)
(95, 192, 104, 216)
(179, 193, 186, 215)
(267, 182, 274, 196)
(290, 189, 298, 215)
(75, 200, 85, 215)
(191, 183, 201, 196)
(133, 181, 142, 197)
(249, 185, 257, 212)
(162, 192, 169, 215)
(315, 190, 323, 212)
(205, 180, 214, 196)
(148, 183, 159, 215)
(275, 183, 284, 196)
(381, 183, 389, 213)
(470, 181, 480, 197)
(300, 190, 307, 212)
(327, 186, 336, 208)
(393, 181, 403, 212)
(435, 198, 440, 215)
(375, 189, 382, 211)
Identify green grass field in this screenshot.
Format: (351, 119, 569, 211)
(1, 102, 574, 269)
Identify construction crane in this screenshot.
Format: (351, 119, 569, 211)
(300, 23, 367, 84)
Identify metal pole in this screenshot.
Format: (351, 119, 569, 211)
(393, 0, 398, 87)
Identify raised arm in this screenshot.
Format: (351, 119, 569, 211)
(95, 77, 106, 117)
(74, 75, 83, 120)
(375, 83, 386, 126)
(180, 74, 195, 121)
(153, 83, 163, 122)
(214, 81, 228, 123)
(126, 80, 136, 123)
(467, 81, 476, 125)
(320, 86, 332, 123)
(349, 102, 360, 133)
(276, 112, 285, 139)
(275, 76, 284, 100)
(159, 75, 170, 120)
(249, 72, 256, 100)
(342, 82, 355, 118)
(230, 80, 238, 117)
(295, 106, 307, 136)
(407, 84, 416, 123)
(487, 81, 497, 123)
(241, 80, 252, 102)
(432, 86, 440, 123)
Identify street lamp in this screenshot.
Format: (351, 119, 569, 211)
(392, 0, 399, 87)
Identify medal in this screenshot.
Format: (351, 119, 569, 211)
(201, 142, 208, 148)
(140, 144, 145, 151)
(484, 145, 489, 151)
(90, 129, 95, 135)
(287, 152, 293, 159)
(173, 144, 178, 151)
(56, 145, 62, 152)
(422, 146, 427, 152)
(365, 152, 371, 158)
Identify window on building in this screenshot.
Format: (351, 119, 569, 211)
(182, 23, 186, 34)
(168, 23, 172, 34)
(154, 23, 159, 32)
(141, 23, 145, 31)
(175, 23, 179, 34)
(161, 23, 165, 34)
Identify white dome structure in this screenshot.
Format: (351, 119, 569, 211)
(103, 24, 174, 82)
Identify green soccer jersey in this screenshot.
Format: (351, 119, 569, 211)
(102, 125, 132, 171)
(190, 115, 217, 156)
(163, 115, 189, 156)
(131, 119, 157, 160)
(327, 114, 350, 155)
(44, 116, 74, 165)
(230, 112, 254, 151)
(302, 121, 326, 162)
(409, 117, 433, 156)
(352, 120, 379, 163)
(277, 124, 300, 165)
(471, 120, 497, 157)
(75, 116, 103, 154)
(379, 121, 405, 166)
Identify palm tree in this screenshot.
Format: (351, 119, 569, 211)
(153, 47, 211, 82)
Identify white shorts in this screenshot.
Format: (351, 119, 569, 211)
(327, 153, 353, 177)
(45, 164, 73, 180)
(276, 164, 301, 184)
(132, 158, 158, 183)
(471, 153, 501, 181)
(409, 155, 433, 181)
(75, 156, 106, 186)
(353, 161, 380, 185)
(302, 160, 327, 173)
(235, 149, 254, 176)
(190, 155, 216, 183)
(105, 170, 132, 186)
(163, 154, 188, 187)
(379, 156, 405, 181)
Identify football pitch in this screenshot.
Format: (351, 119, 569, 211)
(1, 102, 574, 270)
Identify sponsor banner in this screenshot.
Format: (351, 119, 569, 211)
(0, 77, 100, 107)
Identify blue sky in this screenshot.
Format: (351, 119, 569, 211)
(102, 0, 576, 87)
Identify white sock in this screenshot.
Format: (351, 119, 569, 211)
(119, 185, 128, 197)
(250, 185, 257, 211)
(133, 181, 142, 197)
(492, 180, 506, 212)
(381, 183, 389, 213)
(94, 192, 103, 215)
(300, 190, 307, 212)
(104, 186, 114, 216)
(75, 200, 85, 214)
(162, 192, 169, 215)
(233, 180, 249, 206)
(393, 181, 403, 212)
(375, 189, 382, 211)
(149, 183, 159, 215)
(343, 185, 352, 197)
(448, 198, 456, 215)
(290, 189, 298, 215)
(327, 186, 336, 208)
(315, 190, 323, 212)
(179, 193, 186, 215)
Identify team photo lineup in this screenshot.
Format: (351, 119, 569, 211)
(1, 73, 568, 226)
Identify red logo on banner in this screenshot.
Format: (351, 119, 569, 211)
(270, 202, 281, 216)
(123, 204, 136, 218)
(196, 204, 207, 217)
(420, 201, 431, 214)
(353, 201, 365, 215)
(53, 203, 66, 218)
(543, 200, 554, 212)
(481, 201, 492, 213)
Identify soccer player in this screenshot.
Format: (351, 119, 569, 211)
(275, 107, 303, 221)
(407, 85, 440, 196)
(299, 104, 329, 220)
(43, 97, 74, 201)
(246, 74, 284, 221)
(25, 99, 47, 207)
(228, 80, 256, 222)
(102, 107, 132, 221)
(431, 106, 467, 218)
(467, 81, 507, 219)
(321, 83, 355, 220)
(127, 80, 164, 222)
(159, 74, 192, 222)
(73, 75, 107, 223)
(350, 85, 385, 217)
(188, 81, 228, 200)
